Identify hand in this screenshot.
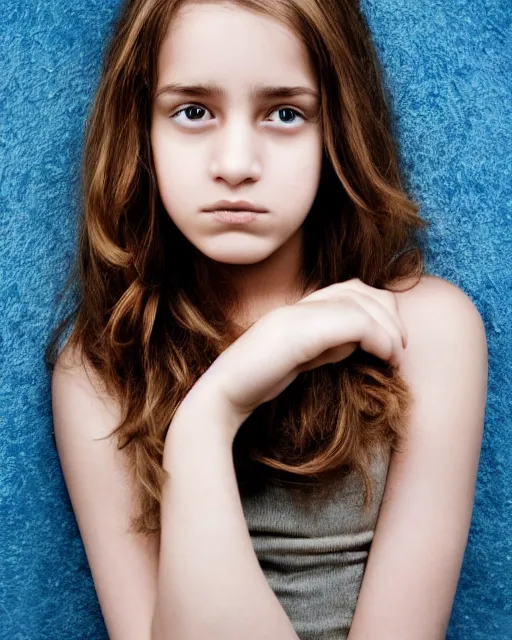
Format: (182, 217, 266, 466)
(197, 278, 408, 436)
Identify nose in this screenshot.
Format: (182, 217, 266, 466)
(209, 118, 262, 186)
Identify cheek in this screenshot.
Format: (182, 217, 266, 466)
(152, 139, 199, 212)
(273, 140, 322, 202)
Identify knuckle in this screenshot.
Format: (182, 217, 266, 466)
(340, 294, 364, 316)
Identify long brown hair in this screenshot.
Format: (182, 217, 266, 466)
(45, 0, 430, 537)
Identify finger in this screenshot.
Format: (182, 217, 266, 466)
(340, 286, 407, 349)
(358, 313, 397, 365)
(294, 298, 400, 369)
(301, 286, 407, 353)
(345, 291, 405, 364)
(298, 281, 408, 349)
(297, 341, 358, 372)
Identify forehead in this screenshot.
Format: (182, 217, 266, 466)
(156, 2, 316, 91)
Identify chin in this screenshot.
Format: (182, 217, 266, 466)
(196, 239, 278, 265)
(203, 252, 268, 266)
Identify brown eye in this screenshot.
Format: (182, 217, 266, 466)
(171, 104, 212, 125)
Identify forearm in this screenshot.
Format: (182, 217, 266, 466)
(151, 395, 300, 640)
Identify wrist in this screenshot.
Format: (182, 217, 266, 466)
(167, 378, 245, 449)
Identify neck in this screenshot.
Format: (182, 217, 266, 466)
(191, 226, 310, 333)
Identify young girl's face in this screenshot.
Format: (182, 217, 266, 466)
(151, 1, 323, 267)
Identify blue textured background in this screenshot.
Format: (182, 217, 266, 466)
(1, 0, 511, 638)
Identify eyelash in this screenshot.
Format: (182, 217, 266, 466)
(169, 103, 306, 127)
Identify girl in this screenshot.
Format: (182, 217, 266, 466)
(47, 0, 488, 638)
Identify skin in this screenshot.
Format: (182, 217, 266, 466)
(51, 4, 488, 639)
(150, 1, 323, 327)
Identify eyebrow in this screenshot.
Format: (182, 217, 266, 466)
(155, 82, 319, 100)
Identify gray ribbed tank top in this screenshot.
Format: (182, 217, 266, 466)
(239, 446, 391, 639)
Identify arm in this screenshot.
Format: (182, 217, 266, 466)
(151, 386, 300, 640)
(52, 345, 161, 640)
(347, 276, 488, 639)
(150, 279, 408, 638)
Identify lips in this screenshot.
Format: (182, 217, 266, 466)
(202, 199, 268, 213)
(209, 210, 259, 224)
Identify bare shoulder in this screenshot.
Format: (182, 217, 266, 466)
(392, 273, 488, 384)
(393, 272, 478, 303)
(393, 273, 487, 343)
(53, 341, 121, 439)
(54, 340, 98, 392)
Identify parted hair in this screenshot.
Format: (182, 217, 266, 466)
(45, 0, 430, 537)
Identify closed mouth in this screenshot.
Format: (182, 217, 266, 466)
(202, 200, 268, 213)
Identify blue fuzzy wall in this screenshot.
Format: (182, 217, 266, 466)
(0, 0, 510, 638)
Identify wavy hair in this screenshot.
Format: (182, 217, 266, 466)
(45, 0, 430, 537)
